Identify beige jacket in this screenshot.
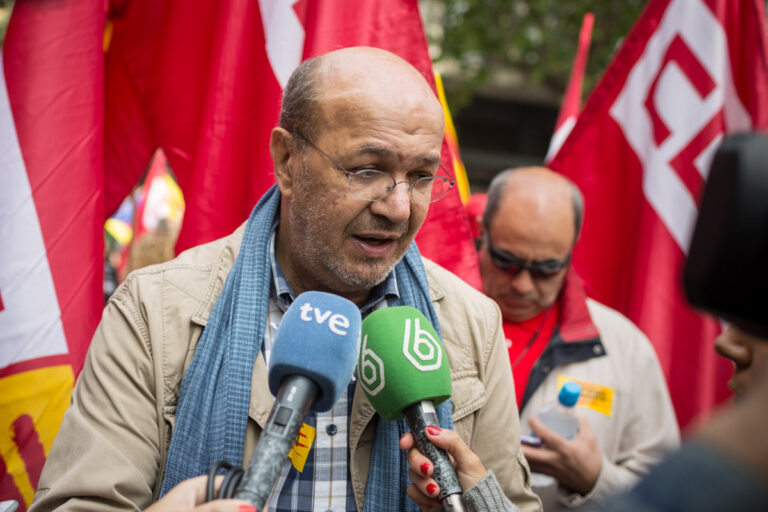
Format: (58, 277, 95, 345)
(520, 299, 680, 509)
(31, 225, 541, 512)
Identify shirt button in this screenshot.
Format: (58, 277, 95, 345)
(593, 344, 603, 355)
(326, 423, 338, 436)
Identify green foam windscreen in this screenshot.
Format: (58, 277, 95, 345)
(358, 306, 452, 420)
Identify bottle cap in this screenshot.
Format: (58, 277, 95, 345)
(558, 381, 581, 407)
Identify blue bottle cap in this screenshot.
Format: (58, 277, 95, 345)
(558, 381, 581, 407)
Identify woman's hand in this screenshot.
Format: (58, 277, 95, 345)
(399, 426, 488, 511)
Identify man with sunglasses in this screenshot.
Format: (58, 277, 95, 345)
(477, 167, 679, 510)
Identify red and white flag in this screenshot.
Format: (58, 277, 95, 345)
(548, 0, 768, 428)
(0, 1, 105, 508)
(104, 0, 481, 288)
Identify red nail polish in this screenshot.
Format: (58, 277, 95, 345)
(420, 462, 430, 475)
(427, 483, 438, 496)
(238, 506, 256, 512)
(427, 425, 441, 436)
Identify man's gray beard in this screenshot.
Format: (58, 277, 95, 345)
(327, 251, 397, 289)
(288, 197, 403, 292)
(297, 234, 400, 291)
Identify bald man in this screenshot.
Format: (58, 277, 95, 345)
(31, 48, 540, 511)
(478, 167, 679, 510)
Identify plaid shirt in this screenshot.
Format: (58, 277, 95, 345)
(262, 231, 398, 511)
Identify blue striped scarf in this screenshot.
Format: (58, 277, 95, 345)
(160, 185, 452, 510)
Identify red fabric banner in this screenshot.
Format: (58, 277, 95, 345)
(0, 1, 105, 508)
(548, 0, 768, 428)
(545, 12, 594, 162)
(104, 0, 480, 288)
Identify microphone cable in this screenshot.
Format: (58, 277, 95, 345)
(206, 460, 244, 501)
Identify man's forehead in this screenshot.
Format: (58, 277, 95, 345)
(316, 78, 440, 120)
(313, 52, 441, 117)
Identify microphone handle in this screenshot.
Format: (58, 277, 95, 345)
(404, 401, 466, 512)
(234, 375, 319, 509)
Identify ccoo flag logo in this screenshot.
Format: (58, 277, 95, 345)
(402, 318, 443, 371)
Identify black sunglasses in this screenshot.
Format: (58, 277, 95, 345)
(484, 233, 571, 279)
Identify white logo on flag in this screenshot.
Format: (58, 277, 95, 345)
(259, 0, 305, 89)
(402, 318, 443, 372)
(610, 0, 751, 253)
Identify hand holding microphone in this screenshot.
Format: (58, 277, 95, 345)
(233, 291, 361, 510)
(358, 306, 466, 511)
(400, 427, 489, 510)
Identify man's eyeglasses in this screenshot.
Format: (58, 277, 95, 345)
(484, 233, 571, 279)
(292, 132, 455, 204)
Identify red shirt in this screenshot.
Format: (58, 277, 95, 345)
(503, 300, 561, 410)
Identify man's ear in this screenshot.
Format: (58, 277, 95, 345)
(271, 127, 295, 197)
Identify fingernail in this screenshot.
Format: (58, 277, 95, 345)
(239, 506, 257, 512)
(427, 483, 439, 496)
(420, 462, 430, 475)
(427, 425, 441, 436)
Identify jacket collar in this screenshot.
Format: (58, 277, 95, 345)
(557, 268, 600, 343)
(191, 222, 247, 327)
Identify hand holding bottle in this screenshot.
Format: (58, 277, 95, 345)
(522, 414, 603, 495)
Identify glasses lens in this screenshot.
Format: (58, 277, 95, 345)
(348, 169, 393, 201)
(489, 249, 521, 273)
(530, 267, 563, 279)
(427, 176, 453, 203)
(409, 177, 435, 205)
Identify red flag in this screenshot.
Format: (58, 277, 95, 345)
(0, 0, 105, 508)
(104, 0, 481, 288)
(545, 12, 594, 162)
(548, 0, 768, 428)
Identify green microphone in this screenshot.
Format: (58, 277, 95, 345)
(359, 306, 465, 511)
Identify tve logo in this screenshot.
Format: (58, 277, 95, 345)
(299, 302, 350, 336)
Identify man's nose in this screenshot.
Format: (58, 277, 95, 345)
(508, 269, 535, 296)
(369, 181, 412, 223)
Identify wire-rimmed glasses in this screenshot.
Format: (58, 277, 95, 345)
(293, 132, 455, 204)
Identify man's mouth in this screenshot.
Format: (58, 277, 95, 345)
(352, 233, 400, 257)
(355, 235, 391, 246)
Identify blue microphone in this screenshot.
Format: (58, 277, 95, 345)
(235, 291, 361, 508)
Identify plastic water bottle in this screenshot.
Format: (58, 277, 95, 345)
(528, 381, 582, 509)
(536, 381, 581, 439)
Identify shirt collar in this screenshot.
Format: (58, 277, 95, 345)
(268, 227, 399, 314)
